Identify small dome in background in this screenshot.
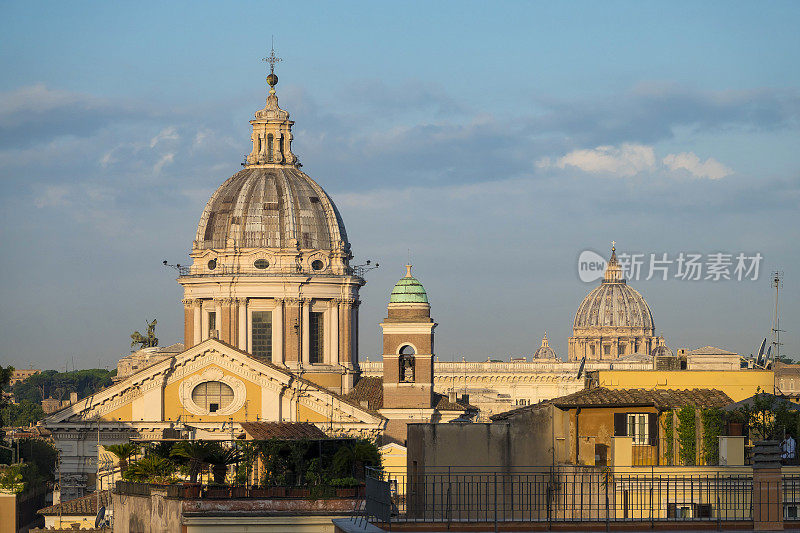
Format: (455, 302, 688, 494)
(389, 265, 429, 304)
(651, 344, 674, 357)
(533, 333, 558, 359)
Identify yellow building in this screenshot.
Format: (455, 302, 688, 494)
(596, 368, 773, 402)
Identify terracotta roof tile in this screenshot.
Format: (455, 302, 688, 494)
(344, 376, 475, 411)
(239, 422, 328, 440)
(39, 491, 111, 516)
(345, 377, 384, 410)
(492, 387, 733, 420)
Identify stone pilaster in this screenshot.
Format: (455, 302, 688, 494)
(284, 298, 301, 364)
(182, 299, 194, 349)
(273, 298, 284, 365)
(301, 298, 311, 366)
(192, 299, 202, 346)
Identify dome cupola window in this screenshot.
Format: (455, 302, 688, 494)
(311, 259, 324, 271)
(208, 259, 217, 270)
(254, 259, 269, 269)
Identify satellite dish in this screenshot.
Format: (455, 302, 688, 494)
(576, 356, 586, 379)
(95, 506, 105, 528)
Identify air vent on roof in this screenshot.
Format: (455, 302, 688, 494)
(310, 196, 320, 203)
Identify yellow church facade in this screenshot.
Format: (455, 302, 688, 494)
(46, 339, 385, 500)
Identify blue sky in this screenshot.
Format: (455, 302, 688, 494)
(0, 1, 798, 369)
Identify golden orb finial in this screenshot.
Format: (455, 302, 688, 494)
(262, 40, 282, 95)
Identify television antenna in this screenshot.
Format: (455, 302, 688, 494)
(772, 271, 785, 364)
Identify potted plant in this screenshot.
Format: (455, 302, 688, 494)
(330, 477, 361, 498)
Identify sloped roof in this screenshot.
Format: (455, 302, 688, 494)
(345, 376, 383, 410)
(239, 422, 328, 440)
(39, 491, 111, 516)
(46, 338, 384, 425)
(344, 376, 475, 412)
(492, 387, 732, 420)
(689, 346, 737, 356)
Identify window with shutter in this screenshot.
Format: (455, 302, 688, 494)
(614, 413, 628, 436)
(648, 413, 658, 446)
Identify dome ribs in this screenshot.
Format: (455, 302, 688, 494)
(194, 167, 348, 253)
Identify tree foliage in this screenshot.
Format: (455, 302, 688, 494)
(734, 389, 799, 441)
(677, 406, 696, 466)
(1, 400, 45, 427)
(11, 369, 114, 406)
(700, 408, 724, 465)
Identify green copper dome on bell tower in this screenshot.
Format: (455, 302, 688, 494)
(389, 265, 428, 304)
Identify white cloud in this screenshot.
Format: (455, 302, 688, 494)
(153, 152, 175, 174)
(662, 152, 733, 180)
(149, 126, 179, 148)
(539, 143, 732, 180)
(543, 143, 656, 177)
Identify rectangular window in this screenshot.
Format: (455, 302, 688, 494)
(208, 312, 216, 339)
(310, 311, 324, 364)
(627, 413, 649, 444)
(252, 311, 273, 359)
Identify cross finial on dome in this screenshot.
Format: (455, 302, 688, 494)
(611, 240, 616, 251)
(262, 40, 282, 95)
(405, 264, 413, 278)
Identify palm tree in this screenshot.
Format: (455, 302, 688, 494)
(205, 446, 243, 484)
(332, 439, 380, 479)
(170, 441, 218, 483)
(123, 456, 175, 482)
(105, 443, 140, 473)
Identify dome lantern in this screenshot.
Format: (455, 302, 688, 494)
(246, 46, 297, 167)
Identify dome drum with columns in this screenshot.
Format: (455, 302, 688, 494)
(179, 61, 363, 393)
(568, 245, 664, 361)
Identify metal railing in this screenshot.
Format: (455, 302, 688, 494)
(365, 467, 791, 527)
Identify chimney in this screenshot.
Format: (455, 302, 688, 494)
(460, 394, 470, 405)
(69, 392, 78, 404)
(448, 390, 457, 403)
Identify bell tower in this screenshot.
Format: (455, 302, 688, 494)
(381, 265, 436, 409)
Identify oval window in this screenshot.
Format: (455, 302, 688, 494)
(191, 381, 234, 413)
(207, 259, 217, 270)
(311, 260, 324, 271)
(254, 259, 269, 269)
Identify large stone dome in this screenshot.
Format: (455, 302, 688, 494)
(568, 245, 660, 361)
(194, 167, 348, 251)
(573, 280, 654, 330)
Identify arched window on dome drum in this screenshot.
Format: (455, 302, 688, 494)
(267, 134, 274, 163)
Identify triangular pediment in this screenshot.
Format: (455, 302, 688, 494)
(44, 339, 384, 428)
